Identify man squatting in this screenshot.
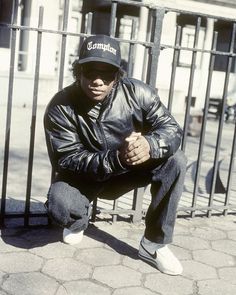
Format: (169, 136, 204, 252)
(44, 35, 187, 276)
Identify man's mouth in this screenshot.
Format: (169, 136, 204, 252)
(89, 88, 104, 96)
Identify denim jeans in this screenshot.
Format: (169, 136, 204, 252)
(47, 150, 187, 244)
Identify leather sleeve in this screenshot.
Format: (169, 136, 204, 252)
(44, 103, 127, 182)
(130, 79, 183, 159)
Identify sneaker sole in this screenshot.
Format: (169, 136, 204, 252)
(138, 252, 181, 276)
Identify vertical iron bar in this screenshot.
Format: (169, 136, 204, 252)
(191, 31, 217, 218)
(58, 0, 70, 91)
(168, 25, 181, 112)
(132, 187, 145, 223)
(146, 8, 165, 88)
(0, 0, 18, 227)
(127, 18, 137, 76)
(224, 120, 236, 216)
(91, 198, 97, 222)
(24, 7, 44, 226)
(109, 1, 117, 37)
(182, 17, 201, 151)
(86, 12, 93, 35)
(112, 200, 118, 222)
(208, 22, 236, 217)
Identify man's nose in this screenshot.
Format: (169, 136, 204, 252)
(92, 76, 104, 85)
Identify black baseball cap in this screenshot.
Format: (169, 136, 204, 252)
(78, 35, 121, 68)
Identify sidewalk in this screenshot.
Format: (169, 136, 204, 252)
(0, 215, 236, 295)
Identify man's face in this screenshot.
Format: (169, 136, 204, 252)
(80, 62, 118, 102)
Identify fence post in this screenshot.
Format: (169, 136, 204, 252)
(132, 187, 145, 223)
(146, 7, 165, 88)
(0, 0, 19, 227)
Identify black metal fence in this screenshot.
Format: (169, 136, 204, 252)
(0, 0, 236, 226)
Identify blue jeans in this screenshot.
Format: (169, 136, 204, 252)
(47, 150, 187, 244)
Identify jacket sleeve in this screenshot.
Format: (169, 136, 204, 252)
(44, 104, 127, 182)
(139, 84, 183, 159)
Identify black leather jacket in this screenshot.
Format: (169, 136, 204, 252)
(44, 77, 183, 182)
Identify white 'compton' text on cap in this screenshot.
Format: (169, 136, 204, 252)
(87, 42, 117, 55)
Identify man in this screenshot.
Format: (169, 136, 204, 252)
(44, 34, 187, 276)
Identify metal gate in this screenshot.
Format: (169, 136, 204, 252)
(0, 0, 236, 226)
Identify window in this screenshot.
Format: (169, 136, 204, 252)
(178, 25, 195, 66)
(176, 14, 206, 68)
(214, 20, 236, 73)
(0, 0, 14, 48)
(178, 25, 205, 67)
(59, 0, 82, 11)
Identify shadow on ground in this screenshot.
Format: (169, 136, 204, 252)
(1, 223, 138, 260)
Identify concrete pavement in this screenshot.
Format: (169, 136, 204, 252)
(0, 106, 236, 294)
(0, 215, 236, 295)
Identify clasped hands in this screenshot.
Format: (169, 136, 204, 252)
(119, 132, 150, 166)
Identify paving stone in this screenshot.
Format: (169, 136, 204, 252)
(29, 242, 75, 259)
(76, 247, 121, 266)
(95, 223, 129, 239)
(176, 218, 193, 227)
(0, 270, 4, 284)
(193, 249, 235, 267)
(144, 273, 192, 295)
(227, 230, 236, 241)
(210, 216, 236, 231)
(1, 216, 236, 295)
(2, 272, 59, 295)
(198, 279, 236, 295)
(173, 235, 209, 250)
(126, 224, 145, 234)
(178, 217, 213, 228)
(122, 256, 157, 273)
(169, 245, 192, 260)
(212, 240, 236, 256)
(182, 260, 217, 280)
(75, 235, 105, 249)
(0, 237, 28, 252)
(42, 257, 92, 281)
(127, 231, 143, 242)
(120, 237, 139, 249)
(113, 286, 158, 295)
(104, 237, 138, 258)
(93, 265, 141, 288)
(56, 280, 111, 295)
(54, 286, 68, 295)
(0, 228, 26, 237)
(219, 267, 236, 285)
(0, 252, 43, 273)
(21, 227, 61, 245)
(190, 227, 227, 240)
(173, 223, 190, 235)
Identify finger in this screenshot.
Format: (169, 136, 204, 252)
(125, 150, 150, 162)
(125, 132, 141, 143)
(126, 154, 150, 165)
(125, 142, 149, 157)
(125, 141, 141, 152)
(124, 147, 140, 158)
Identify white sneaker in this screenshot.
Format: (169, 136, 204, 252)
(138, 238, 183, 275)
(63, 228, 84, 245)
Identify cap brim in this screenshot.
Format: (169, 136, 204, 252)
(78, 57, 120, 68)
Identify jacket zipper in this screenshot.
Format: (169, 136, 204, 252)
(96, 118, 108, 150)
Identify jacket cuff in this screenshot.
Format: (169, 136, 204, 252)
(109, 150, 129, 174)
(144, 135, 161, 159)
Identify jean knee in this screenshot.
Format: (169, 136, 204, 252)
(46, 181, 70, 225)
(170, 150, 187, 174)
(46, 181, 91, 231)
(47, 181, 69, 208)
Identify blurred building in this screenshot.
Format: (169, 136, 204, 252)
(0, 0, 236, 111)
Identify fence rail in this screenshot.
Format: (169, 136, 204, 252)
(0, 0, 236, 227)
